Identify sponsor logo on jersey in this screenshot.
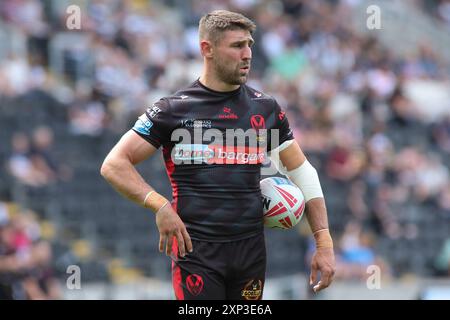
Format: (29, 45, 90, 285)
(148, 104, 161, 118)
(241, 279, 263, 300)
(219, 106, 238, 119)
(251, 91, 269, 100)
(180, 119, 212, 129)
(172, 144, 266, 165)
(287, 129, 293, 137)
(133, 114, 153, 135)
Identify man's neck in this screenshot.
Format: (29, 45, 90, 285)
(199, 73, 240, 92)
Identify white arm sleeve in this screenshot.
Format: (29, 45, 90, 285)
(269, 140, 324, 202)
(268, 139, 293, 175)
(285, 159, 324, 202)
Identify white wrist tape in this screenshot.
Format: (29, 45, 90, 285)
(273, 139, 294, 153)
(286, 159, 324, 202)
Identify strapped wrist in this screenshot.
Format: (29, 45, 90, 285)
(143, 191, 169, 213)
(313, 228, 333, 249)
(155, 201, 170, 215)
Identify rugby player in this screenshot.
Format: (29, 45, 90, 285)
(101, 10, 335, 300)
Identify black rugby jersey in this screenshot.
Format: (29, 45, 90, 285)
(132, 79, 293, 241)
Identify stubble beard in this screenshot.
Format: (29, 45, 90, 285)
(213, 58, 248, 86)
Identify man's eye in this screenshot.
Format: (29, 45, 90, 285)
(232, 42, 253, 48)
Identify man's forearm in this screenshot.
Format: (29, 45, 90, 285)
(304, 198, 329, 232)
(100, 157, 152, 207)
(305, 198, 334, 248)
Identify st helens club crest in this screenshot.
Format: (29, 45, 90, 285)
(250, 115, 265, 134)
(186, 274, 204, 296)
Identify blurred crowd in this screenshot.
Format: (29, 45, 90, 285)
(1, 0, 450, 292)
(419, 0, 450, 30)
(0, 201, 61, 299)
(8, 125, 71, 187)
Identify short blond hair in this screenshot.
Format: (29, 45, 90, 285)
(199, 10, 256, 45)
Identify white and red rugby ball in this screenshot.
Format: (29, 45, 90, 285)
(260, 177, 306, 229)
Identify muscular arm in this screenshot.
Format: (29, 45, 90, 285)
(100, 130, 156, 206)
(100, 130, 192, 256)
(276, 140, 336, 293)
(277, 141, 329, 233)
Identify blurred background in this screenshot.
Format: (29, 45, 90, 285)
(0, 0, 450, 300)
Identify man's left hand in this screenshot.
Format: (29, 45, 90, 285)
(309, 247, 336, 293)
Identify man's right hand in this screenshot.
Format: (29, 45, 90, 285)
(155, 204, 193, 258)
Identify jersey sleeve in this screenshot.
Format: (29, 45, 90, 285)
(132, 98, 173, 148)
(268, 99, 294, 151)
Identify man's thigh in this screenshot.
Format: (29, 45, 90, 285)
(225, 233, 267, 300)
(172, 239, 227, 300)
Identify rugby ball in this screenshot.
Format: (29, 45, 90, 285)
(260, 177, 305, 229)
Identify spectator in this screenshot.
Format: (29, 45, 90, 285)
(336, 221, 391, 280)
(0, 204, 61, 300)
(8, 132, 49, 187)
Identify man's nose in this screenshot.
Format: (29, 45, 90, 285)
(242, 46, 252, 60)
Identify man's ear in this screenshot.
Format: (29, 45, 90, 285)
(200, 40, 214, 58)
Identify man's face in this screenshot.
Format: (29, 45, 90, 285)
(212, 29, 253, 86)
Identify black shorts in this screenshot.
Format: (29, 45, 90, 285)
(171, 233, 266, 300)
